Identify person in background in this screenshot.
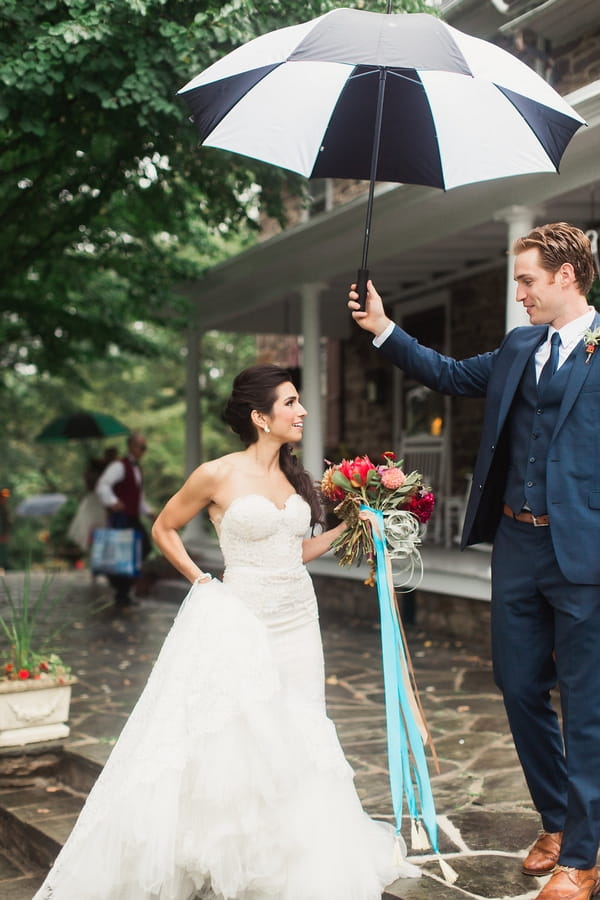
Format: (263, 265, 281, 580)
(0, 488, 10, 573)
(349, 223, 600, 900)
(67, 454, 110, 556)
(95, 432, 154, 608)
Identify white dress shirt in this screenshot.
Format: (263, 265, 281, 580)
(535, 307, 596, 380)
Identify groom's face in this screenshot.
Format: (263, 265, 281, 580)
(513, 248, 567, 329)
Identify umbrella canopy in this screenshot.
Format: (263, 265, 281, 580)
(178, 7, 585, 299)
(15, 493, 68, 518)
(179, 8, 584, 187)
(36, 411, 129, 443)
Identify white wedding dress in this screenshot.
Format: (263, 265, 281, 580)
(34, 494, 420, 900)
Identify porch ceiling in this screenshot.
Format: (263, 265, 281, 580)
(181, 82, 600, 339)
(442, 0, 600, 45)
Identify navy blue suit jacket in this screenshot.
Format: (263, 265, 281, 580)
(378, 315, 600, 584)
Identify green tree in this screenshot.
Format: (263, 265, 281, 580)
(1, 0, 429, 382)
(0, 0, 315, 379)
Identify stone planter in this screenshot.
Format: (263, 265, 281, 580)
(0, 677, 77, 747)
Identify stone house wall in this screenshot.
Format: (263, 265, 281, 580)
(337, 267, 506, 492)
(447, 268, 506, 492)
(552, 26, 600, 95)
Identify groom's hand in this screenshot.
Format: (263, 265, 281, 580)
(348, 280, 392, 337)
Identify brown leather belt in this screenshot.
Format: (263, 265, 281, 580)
(503, 504, 549, 527)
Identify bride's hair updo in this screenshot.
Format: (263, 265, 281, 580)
(223, 364, 323, 527)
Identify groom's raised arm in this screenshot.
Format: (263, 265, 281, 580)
(348, 280, 494, 398)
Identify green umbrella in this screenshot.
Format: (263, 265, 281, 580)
(35, 411, 130, 443)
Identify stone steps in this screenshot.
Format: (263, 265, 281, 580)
(0, 745, 100, 898)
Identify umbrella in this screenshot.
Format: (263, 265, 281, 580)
(178, 5, 585, 302)
(36, 411, 129, 443)
(15, 493, 68, 518)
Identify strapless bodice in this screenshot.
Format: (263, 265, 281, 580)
(216, 493, 309, 570)
(214, 494, 316, 620)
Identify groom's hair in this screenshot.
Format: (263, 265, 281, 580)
(513, 222, 596, 296)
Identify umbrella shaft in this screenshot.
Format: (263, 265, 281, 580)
(361, 67, 387, 271)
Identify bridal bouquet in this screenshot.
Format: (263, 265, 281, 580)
(321, 452, 435, 587)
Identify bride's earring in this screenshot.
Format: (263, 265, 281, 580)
(263, 425, 270, 433)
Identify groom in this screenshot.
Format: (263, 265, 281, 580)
(349, 222, 600, 900)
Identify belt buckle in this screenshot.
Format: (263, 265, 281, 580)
(531, 514, 548, 527)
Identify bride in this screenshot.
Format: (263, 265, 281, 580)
(34, 364, 420, 900)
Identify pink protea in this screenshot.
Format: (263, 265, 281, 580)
(380, 467, 406, 490)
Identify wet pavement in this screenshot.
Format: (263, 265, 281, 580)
(0, 571, 559, 899)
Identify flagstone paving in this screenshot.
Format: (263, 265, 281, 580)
(0, 571, 565, 899)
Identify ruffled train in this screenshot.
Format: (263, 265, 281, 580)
(34, 579, 420, 899)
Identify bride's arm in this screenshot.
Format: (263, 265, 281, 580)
(151, 462, 217, 584)
(302, 521, 347, 564)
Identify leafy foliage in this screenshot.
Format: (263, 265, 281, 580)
(0, 0, 335, 378)
(1, 0, 431, 381)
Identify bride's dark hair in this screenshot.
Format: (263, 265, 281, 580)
(223, 364, 323, 527)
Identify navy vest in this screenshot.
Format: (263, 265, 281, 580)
(503, 349, 576, 516)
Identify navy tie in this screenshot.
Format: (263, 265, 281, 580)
(537, 331, 561, 394)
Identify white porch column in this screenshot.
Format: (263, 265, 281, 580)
(496, 205, 536, 332)
(181, 323, 206, 551)
(300, 283, 325, 481)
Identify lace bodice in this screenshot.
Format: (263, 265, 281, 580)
(214, 493, 317, 619)
(215, 493, 307, 568)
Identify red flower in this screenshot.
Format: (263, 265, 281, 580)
(4, 663, 13, 674)
(339, 455, 377, 488)
(18, 669, 31, 680)
(382, 451, 397, 461)
(38, 661, 49, 672)
(407, 491, 436, 524)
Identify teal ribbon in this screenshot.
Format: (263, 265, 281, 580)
(361, 504, 439, 851)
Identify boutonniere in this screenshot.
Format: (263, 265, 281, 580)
(583, 327, 600, 363)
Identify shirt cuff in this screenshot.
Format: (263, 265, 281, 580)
(373, 321, 395, 348)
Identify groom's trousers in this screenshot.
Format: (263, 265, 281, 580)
(491, 514, 600, 869)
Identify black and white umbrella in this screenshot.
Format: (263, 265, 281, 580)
(178, 6, 585, 300)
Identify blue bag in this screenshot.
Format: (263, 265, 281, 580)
(90, 528, 142, 577)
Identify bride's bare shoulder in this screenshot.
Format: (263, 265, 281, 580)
(190, 452, 245, 490)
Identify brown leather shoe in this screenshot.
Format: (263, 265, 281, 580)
(523, 831, 563, 876)
(535, 866, 600, 900)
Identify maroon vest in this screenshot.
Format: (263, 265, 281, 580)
(113, 458, 142, 518)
